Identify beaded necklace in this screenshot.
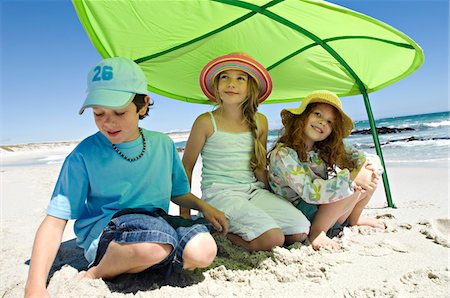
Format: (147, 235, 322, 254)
(111, 128, 146, 162)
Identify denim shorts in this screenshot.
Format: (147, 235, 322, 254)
(91, 213, 209, 277)
(296, 200, 349, 238)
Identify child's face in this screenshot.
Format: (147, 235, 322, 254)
(217, 70, 249, 105)
(303, 103, 337, 150)
(92, 101, 146, 144)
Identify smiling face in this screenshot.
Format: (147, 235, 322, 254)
(303, 103, 337, 151)
(217, 70, 249, 105)
(92, 99, 148, 144)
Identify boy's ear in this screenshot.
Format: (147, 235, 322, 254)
(139, 96, 150, 116)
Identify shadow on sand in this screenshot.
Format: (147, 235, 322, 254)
(25, 234, 274, 294)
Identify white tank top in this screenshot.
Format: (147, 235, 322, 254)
(200, 112, 257, 190)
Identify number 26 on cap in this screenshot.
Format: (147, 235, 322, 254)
(93, 66, 113, 81)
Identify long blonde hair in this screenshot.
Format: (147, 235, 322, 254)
(276, 103, 356, 171)
(213, 75, 266, 171)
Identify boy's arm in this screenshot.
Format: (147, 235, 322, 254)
(254, 113, 269, 188)
(172, 193, 228, 234)
(25, 215, 68, 298)
(180, 113, 211, 218)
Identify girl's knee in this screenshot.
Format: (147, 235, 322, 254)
(183, 233, 217, 268)
(285, 232, 308, 245)
(250, 228, 284, 251)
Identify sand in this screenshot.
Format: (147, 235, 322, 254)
(1, 143, 449, 297)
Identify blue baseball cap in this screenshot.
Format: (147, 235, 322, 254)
(79, 57, 148, 114)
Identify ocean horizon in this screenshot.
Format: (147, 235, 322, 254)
(346, 111, 449, 164)
(174, 111, 450, 164)
(1, 111, 449, 167)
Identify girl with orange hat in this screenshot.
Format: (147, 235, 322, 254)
(181, 53, 310, 251)
(268, 90, 385, 251)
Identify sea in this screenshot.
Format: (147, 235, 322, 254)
(173, 111, 450, 165)
(342, 111, 449, 165)
(1, 111, 448, 167)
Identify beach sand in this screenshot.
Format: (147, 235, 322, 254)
(1, 143, 449, 297)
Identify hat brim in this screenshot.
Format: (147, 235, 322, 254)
(199, 54, 272, 103)
(79, 89, 135, 114)
(281, 97, 354, 137)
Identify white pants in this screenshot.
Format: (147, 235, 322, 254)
(202, 182, 310, 241)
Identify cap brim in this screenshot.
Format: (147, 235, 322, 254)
(79, 89, 135, 114)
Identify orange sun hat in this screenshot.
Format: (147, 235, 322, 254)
(199, 52, 273, 103)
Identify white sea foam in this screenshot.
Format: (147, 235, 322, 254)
(423, 120, 450, 128)
(382, 139, 450, 148)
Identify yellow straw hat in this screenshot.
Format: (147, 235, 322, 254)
(281, 90, 354, 137)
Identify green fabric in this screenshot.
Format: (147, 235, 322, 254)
(72, 0, 424, 105)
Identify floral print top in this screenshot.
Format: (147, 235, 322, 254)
(268, 143, 383, 205)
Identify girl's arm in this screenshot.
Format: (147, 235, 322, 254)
(346, 145, 384, 175)
(25, 216, 68, 298)
(269, 146, 354, 204)
(346, 145, 383, 191)
(253, 113, 269, 188)
(350, 163, 379, 192)
(172, 192, 228, 234)
(180, 113, 212, 218)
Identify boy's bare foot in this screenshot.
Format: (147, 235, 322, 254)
(76, 269, 96, 280)
(356, 217, 386, 229)
(309, 231, 341, 250)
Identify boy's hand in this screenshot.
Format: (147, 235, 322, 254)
(171, 193, 228, 234)
(25, 287, 50, 298)
(200, 204, 228, 235)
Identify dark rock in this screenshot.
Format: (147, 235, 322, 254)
(351, 126, 414, 135)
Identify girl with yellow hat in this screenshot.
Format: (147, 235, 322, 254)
(269, 90, 385, 250)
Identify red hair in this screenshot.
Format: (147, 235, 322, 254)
(275, 103, 356, 171)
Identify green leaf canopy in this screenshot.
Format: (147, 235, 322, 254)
(73, 0, 424, 105)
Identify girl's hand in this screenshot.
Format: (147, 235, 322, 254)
(353, 183, 364, 192)
(254, 168, 269, 189)
(364, 161, 381, 189)
(200, 204, 229, 235)
(352, 167, 377, 191)
(364, 161, 381, 178)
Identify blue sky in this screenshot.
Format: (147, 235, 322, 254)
(1, 0, 448, 145)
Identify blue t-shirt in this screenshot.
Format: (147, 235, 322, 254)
(46, 129, 190, 263)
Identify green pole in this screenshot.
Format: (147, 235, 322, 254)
(361, 91, 396, 208)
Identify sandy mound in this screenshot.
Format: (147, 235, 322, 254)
(419, 219, 450, 248)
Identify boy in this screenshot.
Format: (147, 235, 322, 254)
(25, 57, 228, 297)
